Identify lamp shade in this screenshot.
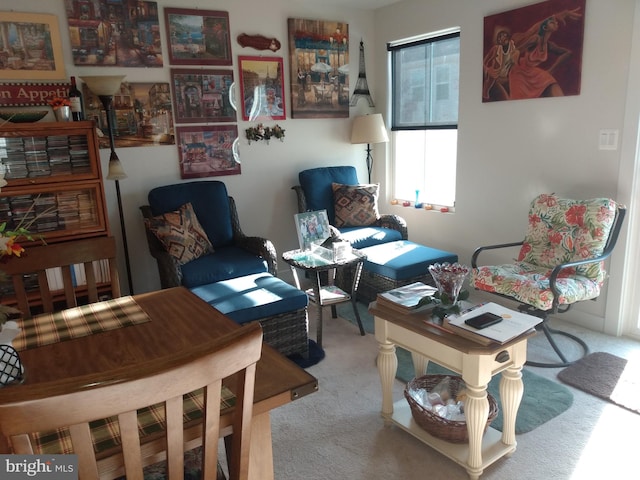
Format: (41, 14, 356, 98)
(351, 113, 389, 145)
(107, 155, 127, 180)
(80, 75, 126, 96)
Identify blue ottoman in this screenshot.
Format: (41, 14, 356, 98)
(353, 240, 458, 302)
(191, 272, 309, 358)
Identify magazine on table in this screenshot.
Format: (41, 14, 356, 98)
(376, 282, 438, 312)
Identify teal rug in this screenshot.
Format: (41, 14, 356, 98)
(336, 303, 573, 434)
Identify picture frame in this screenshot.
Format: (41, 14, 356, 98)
(482, 0, 585, 102)
(82, 81, 174, 149)
(287, 18, 349, 119)
(294, 210, 331, 251)
(170, 69, 236, 124)
(65, 0, 163, 67)
(176, 125, 240, 179)
(0, 12, 66, 80)
(238, 56, 286, 121)
(164, 8, 232, 66)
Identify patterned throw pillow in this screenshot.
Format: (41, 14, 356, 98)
(144, 202, 213, 265)
(332, 183, 380, 227)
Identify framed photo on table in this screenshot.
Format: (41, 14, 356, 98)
(164, 8, 232, 66)
(170, 69, 236, 123)
(0, 12, 66, 80)
(294, 210, 331, 251)
(238, 56, 286, 121)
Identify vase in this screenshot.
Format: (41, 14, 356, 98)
(54, 106, 71, 122)
(428, 262, 470, 306)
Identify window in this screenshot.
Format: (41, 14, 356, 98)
(389, 31, 460, 208)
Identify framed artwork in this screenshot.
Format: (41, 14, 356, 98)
(82, 81, 174, 149)
(164, 8, 231, 66)
(482, 0, 585, 102)
(176, 125, 240, 179)
(287, 18, 349, 119)
(65, 0, 163, 67)
(238, 56, 286, 121)
(294, 210, 331, 251)
(170, 69, 236, 123)
(0, 12, 66, 80)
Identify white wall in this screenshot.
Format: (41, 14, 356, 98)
(374, 0, 638, 333)
(7, 0, 639, 334)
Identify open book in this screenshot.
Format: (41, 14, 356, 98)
(443, 302, 541, 346)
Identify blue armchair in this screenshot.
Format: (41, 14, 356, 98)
(141, 181, 309, 359)
(141, 181, 276, 289)
(292, 166, 407, 249)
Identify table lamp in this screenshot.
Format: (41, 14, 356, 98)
(80, 75, 133, 295)
(351, 113, 389, 183)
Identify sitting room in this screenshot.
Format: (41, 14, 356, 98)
(1, 0, 639, 479)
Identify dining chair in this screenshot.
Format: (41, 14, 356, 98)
(1, 236, 121, 318)
(0, 321, 264, 480)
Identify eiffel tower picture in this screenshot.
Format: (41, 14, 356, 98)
(350, 40, 375, 107)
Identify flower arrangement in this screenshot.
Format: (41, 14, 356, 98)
(245, 123, 285, 144)
(48, 97, 71, 110)
(0, 196, 49, 325)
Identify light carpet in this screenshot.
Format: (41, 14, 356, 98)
(558, 351, 640, 414)
(264, 302, 640, 479)
(336, 302, 573, 434)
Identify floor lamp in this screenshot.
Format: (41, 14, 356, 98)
(351, 113, 389, 183)
(80, 75, 133, 295)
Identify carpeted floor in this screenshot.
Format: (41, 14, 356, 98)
(336, 302, 573, 434)
(558, 351, 640, 414)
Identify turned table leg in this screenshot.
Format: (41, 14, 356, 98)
(377, 340, 397, 420)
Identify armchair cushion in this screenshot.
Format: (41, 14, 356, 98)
(144, 202, 213, 265)
(332, 183, 380, 227)
(517, 194, 618, 282)
(299, 166, 359, 224)
(473, 262, 602, 311)
(148, 181, 234, 248)
(180, 246, 269, 288)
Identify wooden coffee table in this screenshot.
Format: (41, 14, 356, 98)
(369, 301, 535, 480)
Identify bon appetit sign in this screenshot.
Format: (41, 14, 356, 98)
(0, 82, 71, 106)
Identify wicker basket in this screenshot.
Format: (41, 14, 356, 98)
(404, 374, 499, 444)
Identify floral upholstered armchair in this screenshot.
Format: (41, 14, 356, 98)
(471, 193, 626, 367)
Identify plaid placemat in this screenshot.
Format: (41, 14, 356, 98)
(12, 296, 151, 352)
(11, 296, 236, 454)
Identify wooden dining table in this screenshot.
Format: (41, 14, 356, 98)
(0, 286, 319, 479)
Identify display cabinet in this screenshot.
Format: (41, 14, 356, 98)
(0, 120, 110, 244)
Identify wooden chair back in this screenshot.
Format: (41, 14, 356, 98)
(0, 321, 263, 480)
(1, 236, 121, 318)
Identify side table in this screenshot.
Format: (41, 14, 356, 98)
(282, 248, 366, 347)
(369, 301, 535, 480)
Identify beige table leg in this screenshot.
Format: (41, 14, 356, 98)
(411, 352, 429, 378)
(462, 383, 490, 480)
(248, 412, 274, 480)
(377, 340, 397, 420)
(499, 365, 523, 450)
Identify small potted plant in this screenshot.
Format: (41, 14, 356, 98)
(49, 97, 71, 122)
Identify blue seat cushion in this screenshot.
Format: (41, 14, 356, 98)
(148, 181, 234, 248)
(181, 246, 269, 288)
(190, 273, 308, 324)
(299, 166, 359, 224)
(360, 240, 458, 280)
(338, 226, 403, 249)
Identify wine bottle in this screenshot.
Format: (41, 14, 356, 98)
(68, 76, 84, 121)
